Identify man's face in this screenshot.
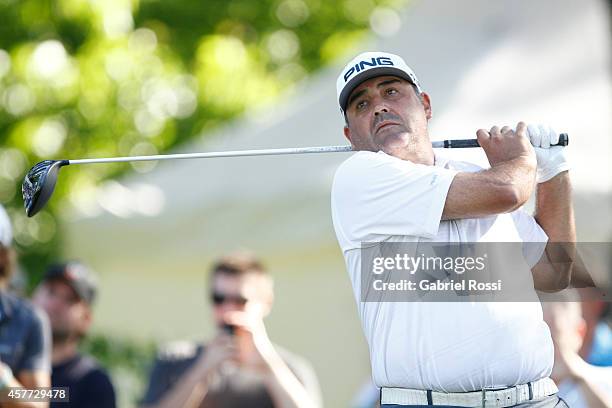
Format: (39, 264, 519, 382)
(343, 75, 432, 156)
(210, 273, 272, 329)
(33, 279, 91, 343)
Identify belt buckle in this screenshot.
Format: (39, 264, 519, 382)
(481, 386, 507, 408)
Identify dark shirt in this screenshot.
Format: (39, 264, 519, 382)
(141, 341, 322, 408)
(0, 289, 50, 374)
(51, 353, 116, 408)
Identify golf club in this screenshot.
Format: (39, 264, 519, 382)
(21, 134, 569, 217)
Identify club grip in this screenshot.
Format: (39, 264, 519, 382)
(444, 133, 569, 148)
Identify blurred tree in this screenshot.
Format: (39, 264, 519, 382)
(0, 0, 406, 283)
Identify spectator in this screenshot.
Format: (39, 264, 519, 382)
(543, 300, 612, 407)
(141, 251, 322, 408)
(32, 261, 116, 408)
(0, 204, 51, 408)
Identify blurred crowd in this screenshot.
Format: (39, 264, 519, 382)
(1, 201, 611, 407)
(0, 203, 322, 408)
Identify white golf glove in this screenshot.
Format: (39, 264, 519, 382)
(526, 124, 569, 183)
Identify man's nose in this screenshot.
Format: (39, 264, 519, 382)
(220, 302, 245, 312)
(374, 105, 389, 116)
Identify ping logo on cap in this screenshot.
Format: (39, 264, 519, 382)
(343, 56, 394, 82)
(336, 51, 422, 114)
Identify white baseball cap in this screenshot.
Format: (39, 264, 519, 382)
(336, 51, 422, 114)
(0, 204, 12, 248)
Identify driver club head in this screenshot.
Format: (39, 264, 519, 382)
(22, 160, 69, 217)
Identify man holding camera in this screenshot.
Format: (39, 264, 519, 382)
(141, 252, 322, 408)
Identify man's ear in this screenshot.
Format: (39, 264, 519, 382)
(78, 305, 93, 336)
(343, 125, 353, 143)
(421, 92, 433, 120)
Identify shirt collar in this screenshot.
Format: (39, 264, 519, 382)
(433, 151, 452, 169)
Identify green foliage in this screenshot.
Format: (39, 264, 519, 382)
(0, 0, 405, 282)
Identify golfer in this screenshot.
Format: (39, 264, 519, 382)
(331, 52, 575, 407)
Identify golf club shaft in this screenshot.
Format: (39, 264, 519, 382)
(67, 134, 569, 165)
(68, 145, 354, 165)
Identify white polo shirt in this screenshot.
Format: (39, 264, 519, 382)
(331, 150, 554, 392)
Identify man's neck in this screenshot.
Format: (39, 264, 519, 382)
(382, 144, 434, 165)
(52, 341, 79, 365)
(408, 147, 435, 165)
(378, 132, 435, 165)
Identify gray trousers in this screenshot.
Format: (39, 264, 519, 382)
(381, 394, 569, 408)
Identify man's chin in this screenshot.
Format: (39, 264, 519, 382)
(52, 330, 73, 344)
(378, 132, 411, 154)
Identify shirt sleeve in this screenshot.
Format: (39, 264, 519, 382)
(19, 305, 51, 374)
(510, 209, 549, 268)
(331, 151, 457, 250)
(141, 342, 201, 406)
(140, 353, 196, 405)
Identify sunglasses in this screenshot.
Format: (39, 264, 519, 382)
(211, 292, 248, 306)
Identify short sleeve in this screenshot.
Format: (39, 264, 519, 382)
(141, 342, 201, 405)
(511, 209, 549, 268)
(331, 151, 457, 250)
(19, 305, 51, 373)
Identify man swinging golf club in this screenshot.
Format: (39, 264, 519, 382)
(331, 52, 575, 407)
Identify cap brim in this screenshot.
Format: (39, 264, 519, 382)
(339, 67, 416, 113)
